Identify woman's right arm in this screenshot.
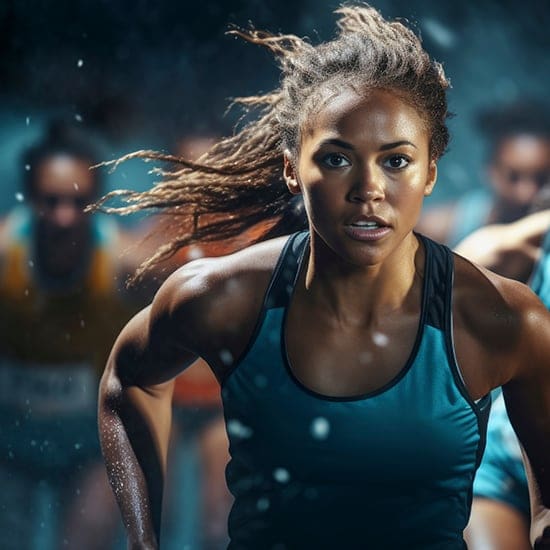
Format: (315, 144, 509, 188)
(98, 270, 203, 549)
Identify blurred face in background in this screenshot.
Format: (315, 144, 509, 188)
(489, 134, 550, 218)
(31, 154, 97, 277)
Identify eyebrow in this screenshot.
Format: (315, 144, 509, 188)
(379, 140, 417, 151)
(317, 138, 417, 151)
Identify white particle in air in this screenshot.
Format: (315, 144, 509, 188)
(273, 467, 290, 483)
(310, 417, 330, 440)
(372, 331, 389, 347)
(226, 419, 253, 439)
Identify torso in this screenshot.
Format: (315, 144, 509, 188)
(187, 231, 522, 401)
(217, 231, 491, 548)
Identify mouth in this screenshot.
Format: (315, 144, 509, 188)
(344, 217, 391, 241)
(348, 220, 385, 229)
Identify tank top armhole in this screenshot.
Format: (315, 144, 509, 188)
(220, 231, 307, 386)
(443, 248, 491, 464)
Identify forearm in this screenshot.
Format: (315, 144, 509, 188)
(99, 371, 173, 548)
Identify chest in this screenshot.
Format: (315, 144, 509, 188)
(223, 314, 483, 487)
(285, 303, 421, 397)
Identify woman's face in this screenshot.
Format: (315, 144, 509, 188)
(284, 88, 437, 268)
(489, 134, 550, 213)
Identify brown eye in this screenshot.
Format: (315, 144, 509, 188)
(321, 153, 351, 168)
(383, 155, 410, 169)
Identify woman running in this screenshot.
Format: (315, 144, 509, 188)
(95, 5, 550, 549)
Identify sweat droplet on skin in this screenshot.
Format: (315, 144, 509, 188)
(73, 182, 79, 190)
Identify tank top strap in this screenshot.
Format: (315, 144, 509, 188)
(419, 233, 454, 332)
(264, 231, 309, 310)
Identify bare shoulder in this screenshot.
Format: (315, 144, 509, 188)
(452, 252, 550, 389)
(152, 235, 290, 369)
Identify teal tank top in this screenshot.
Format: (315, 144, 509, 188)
(221, 232, 490, 549)
(530, 230, 550, 308)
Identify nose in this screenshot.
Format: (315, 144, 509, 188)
(514, 179, 540, 206)
(347, 165, 385, 203)
(53, 201, 79, 227)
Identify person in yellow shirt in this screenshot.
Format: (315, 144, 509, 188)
(0, 121, 142, 550)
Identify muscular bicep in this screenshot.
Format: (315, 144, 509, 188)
(108, 298, 199, 390)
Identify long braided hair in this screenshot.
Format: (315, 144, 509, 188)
(90, 3, 450, 281)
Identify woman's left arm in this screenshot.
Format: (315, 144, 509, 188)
(502, 294, 550, 548)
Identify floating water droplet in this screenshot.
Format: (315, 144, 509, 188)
(254, 374, 268, 388)
(28, 260, 34, 268)
(304, 487, 319, 500)
(310, 417, 330, 440)
(26, 116, 30, 126)
(77, 59, 84, 68)
(219, 349, 233, 366)
(15, 192, 24, 202)
(372, 331, 389, 347)
(273, 467, 290, 483)
(25, 164, 31, 171)
(75, 114, 83, 122)
(257, 497, 270, 511)
(226, 419, 253, 439)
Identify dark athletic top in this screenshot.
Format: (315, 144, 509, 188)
(221, 232, 491, 549)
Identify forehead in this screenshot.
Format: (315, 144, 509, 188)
(496, 135, 550, 166)
(300, 88, 428, 148)
(34, 154, 96, 196)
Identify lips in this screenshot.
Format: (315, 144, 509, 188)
(344, 215, 391, 241)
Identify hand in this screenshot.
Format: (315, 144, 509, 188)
(535, 526, 550, 549)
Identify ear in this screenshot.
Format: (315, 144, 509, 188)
(424, 160, 438, 197)
(283, 151, 301, 195)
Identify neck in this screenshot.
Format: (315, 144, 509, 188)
(302, 233, 421, 327)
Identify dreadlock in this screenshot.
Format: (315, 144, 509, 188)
(89, 3, 450, 282)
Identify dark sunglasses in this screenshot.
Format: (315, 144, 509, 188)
(36, 194, 94, 211)
(503, 168, 550, 188)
